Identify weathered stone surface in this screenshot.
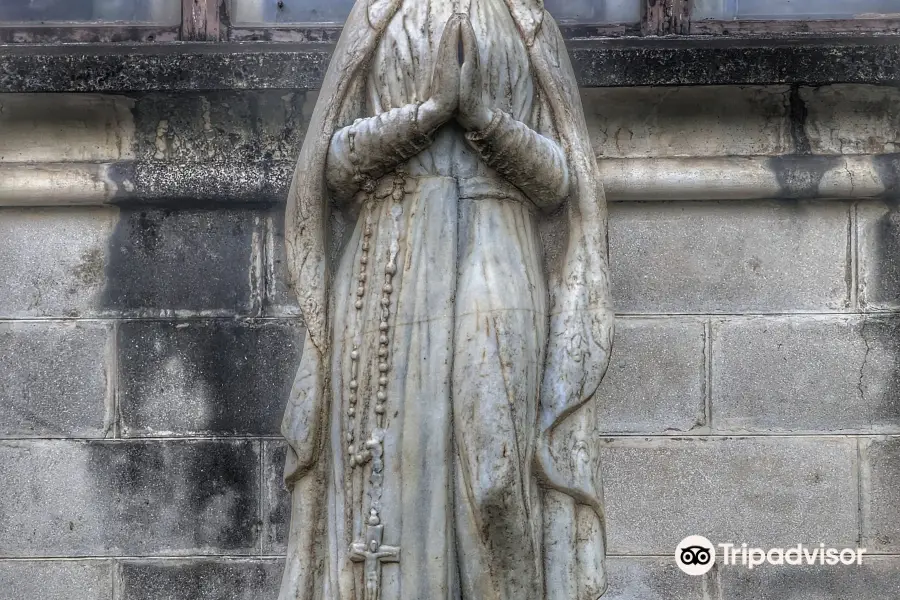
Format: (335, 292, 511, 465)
(110, 160, 294, 205)
(859, 200, 900, 310)
(0, 560, 113, 600)
(596, 318, 706, 434)
(720, 556, 900, 599)
(3, 38, 900, 93)
(118, 559, 283, 600)
(131, 91, 315, 163)
(0, 440, 259, 556)
(0, 94, 135, 162)
(601, 437, 858, 555)
(263, 209, 302, 317)
(0, 321, 112, 438)
(118, 319, 303, 437)
(712, 316, 900, 433)
(0, 208, 116, 318)
(584, 86, 791, 159)
(609, 201, 851, 314)
(262, 441, 290, 555)
(102, 208, 262, 316)
(802, 85, 900, 155)
(861, 437, 900, 552)
(603, 557, 716, 600)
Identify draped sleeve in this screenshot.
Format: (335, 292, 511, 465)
(465, 108, 570, 209)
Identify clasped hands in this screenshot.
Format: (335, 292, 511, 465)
(419, 13, 494, 134)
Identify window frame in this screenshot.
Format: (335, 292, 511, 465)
(0, 0, 196, 43)
(690, 16, 900, 37)
(0, 0, 897, 43)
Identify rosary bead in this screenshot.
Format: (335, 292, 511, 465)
(357, 287, 365, 297)
(379, 376, 389, 386)
(381, 297, 390, 307)
(377, 390, 387, 401)
(349, 380, 358, 390)
(350, 350, 359, 361)
(378, 347, 388, 357)
(385, 263, 397, 275)
(360, 255, 368, 265)
(378, 363, 389, 373)
(383, 283, 393, 294)
(358, 273, 367, 283)
(346, 432, 354, 443)
(362, 241, 370, 251)
(375, 404, 386, 415)
(355, 300, 363, 310)
(379, 321, 389, 331)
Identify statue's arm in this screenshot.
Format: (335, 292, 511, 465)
(325, 15, 466, 203)
(465, 109, 570, 209)
(324, 103, 436, 202)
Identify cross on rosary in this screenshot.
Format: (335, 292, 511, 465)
(350, 509, 400, 600)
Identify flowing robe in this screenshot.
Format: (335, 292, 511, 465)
(322, 1, 570, 598)
(280, 1, 614, 599)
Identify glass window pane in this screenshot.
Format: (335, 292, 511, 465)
(738, 0, 900, 19)
(231, 0, 355, 24)
(0, 0, 180, 23)
(693, 0, 736, 19)
(232, 0, 641, 25)
(544, 0, 641, 23)
(696, 0, 900, 19)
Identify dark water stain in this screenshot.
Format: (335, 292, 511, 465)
(119, 559, 278, 600)
(101, 208, 255, 313)
(86, 440, 259, 553)
(186, 441, 259, 549)
(117, 320, 300, 436)
(873, 153, 900, 203)
(265, 443, 291, 549)
(767, 155, 843, 200)
(93, 203, 276, 554)
(788, 84, 811, 155)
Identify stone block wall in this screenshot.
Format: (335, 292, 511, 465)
(1, 84, 899, 599)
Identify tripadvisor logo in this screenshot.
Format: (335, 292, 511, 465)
(676, 536, 716, 576)
(675, 536, 867, 575)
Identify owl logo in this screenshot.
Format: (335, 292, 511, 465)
(676, 536, 716, 575)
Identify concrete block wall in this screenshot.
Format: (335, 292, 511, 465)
(1, 84, 900, 599)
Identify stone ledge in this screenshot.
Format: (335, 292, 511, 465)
(1, 35, 899, 93)
(1, 155, 896, 207)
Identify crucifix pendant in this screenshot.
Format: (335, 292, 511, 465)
(350, 510, 400, 600)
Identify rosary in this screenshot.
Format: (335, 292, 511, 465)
(345, 169, 407, 510)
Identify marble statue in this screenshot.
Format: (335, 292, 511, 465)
(281, 1, 614, 598)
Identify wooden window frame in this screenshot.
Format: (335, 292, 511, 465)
(0, 0, 220, 43)
(0, 0, 897, 43)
